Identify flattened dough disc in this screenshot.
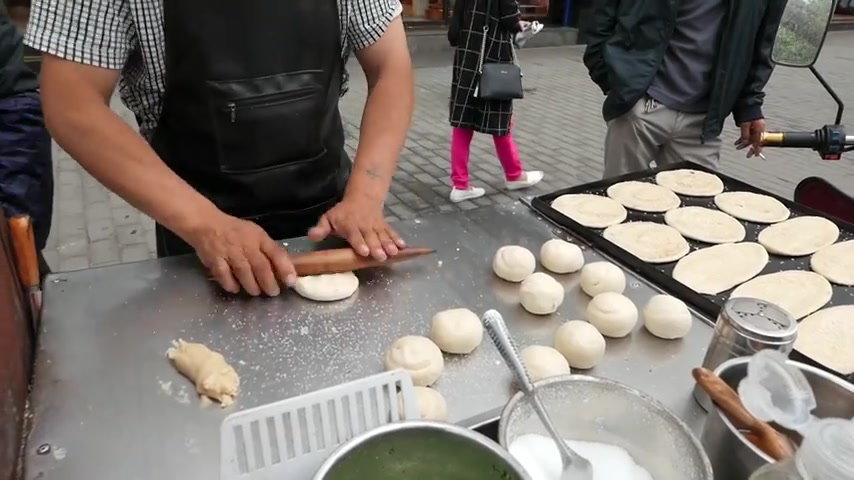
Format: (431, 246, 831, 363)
(730, 270, 832, 320)
(606, 181, 681, 212)
(811, 240, 854, 286)
(714, 191, 790, 224)
(294, 272, 359, 302)
(758, 216, 840, 256)
(551, 194, 627, 229)
(603, 222, 690, 264)
(795, 305, 854, 375)
(664, 206, 746, 244)
(655, 169, 724, 196)
(672, 242, 769, 295)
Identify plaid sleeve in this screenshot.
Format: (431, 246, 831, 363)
(24, 0, 133, 70)
(347, 0, 402, 51)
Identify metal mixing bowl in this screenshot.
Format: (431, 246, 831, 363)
(499, 375, 713, 480)
(702, 356, 854, 480)
(313, 420, 532, 480)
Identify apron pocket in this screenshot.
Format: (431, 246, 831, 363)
(208, 71, 326, 173)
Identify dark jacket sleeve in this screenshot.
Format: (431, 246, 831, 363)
(448, 0, 466, 46)
(582, 0, 620, 95)
(732, 0, 787, 124)
(498, 0, 522, 33)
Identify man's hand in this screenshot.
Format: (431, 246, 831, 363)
(308, 195, 406, 261)
(187, 213, 296, 297)
(735, 119, 766, 158)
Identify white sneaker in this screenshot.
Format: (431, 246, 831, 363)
(506, 171, 544, 191)
(450, 186, 486, 203)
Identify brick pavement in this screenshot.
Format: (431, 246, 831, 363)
(43, 31, 854, 271)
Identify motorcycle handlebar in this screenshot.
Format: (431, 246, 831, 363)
(761, 132, 819, 148)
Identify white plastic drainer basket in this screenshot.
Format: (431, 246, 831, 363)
(220, 370, 419, 480)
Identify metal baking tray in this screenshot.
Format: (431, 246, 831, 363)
(530, 161, 854, 381)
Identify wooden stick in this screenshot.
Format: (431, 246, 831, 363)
(9, 215, 39, 288)
(290, 247, 435, 277)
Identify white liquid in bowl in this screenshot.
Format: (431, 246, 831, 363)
(509, 434, 654, 480)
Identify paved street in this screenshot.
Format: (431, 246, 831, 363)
(44, 31, 854, 272)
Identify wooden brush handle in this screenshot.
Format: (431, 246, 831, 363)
(9, 215, 40, 288)
(693, 368, 761, 430)
(290, 247, 434, 276)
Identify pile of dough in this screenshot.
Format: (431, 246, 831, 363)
(672, 242, 769, 295)
(397, 387, 448, 421)
(606, 180, 681, 212)
(664, 206, 746, 244)
(493, 245, 536, 282)
(643, 295, 692, 339)
(551, 193, 628, 228)
(714, 191, 790, 224)
(730, 270, 832, 320)
(166, 339, 240, 407)
(430, 308, 483, 354)
(795, 305, 854, 375)
(811, 240, 854, 285)
(603, 222, 690, 264)
(553, 320, 606, 369)
(655, 169, 724, 196)
(519, 345, 571, 382)
(520, 272, 565, 315)
(586, 292, 638, 338)
(293, 272, 359, 302)
(384, 336, 445, 386)
(579, 262, 626, 296)
(757, 216, 839, 256)
(540, 239, 585, 274)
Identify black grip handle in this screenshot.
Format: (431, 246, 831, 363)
(779, 132, 818, 148)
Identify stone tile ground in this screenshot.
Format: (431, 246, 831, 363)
(43, 32, 854, 271)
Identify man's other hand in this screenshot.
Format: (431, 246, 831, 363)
(308, 195, 406, 261)
(735, 119, 766, 158)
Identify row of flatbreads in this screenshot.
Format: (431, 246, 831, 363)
(550, 169, 854, 374)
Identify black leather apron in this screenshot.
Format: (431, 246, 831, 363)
(150, 0, 350, 257)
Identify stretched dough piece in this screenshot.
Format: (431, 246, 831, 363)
(606, 181, 681, 212)
(294, 272, 359, 302)
(603, 221, 690, 263)
(664, 206, 746, 244)
(167, 339, 240, 407)
(714, 191, 790, 224)
(811, 240, 854, 286)
(795, 305, 854, 375)
(672, 242, 769, 295)
(655, 169, 724, 196)
(551, 194, 627, 229)
(757, 216, 839, 256)
(730, 270, 832, 320)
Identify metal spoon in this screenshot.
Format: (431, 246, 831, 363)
(482, 310, 594, 480)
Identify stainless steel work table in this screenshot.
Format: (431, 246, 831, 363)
(25, 202, 715, 479)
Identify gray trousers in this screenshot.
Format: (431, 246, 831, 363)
(603, 96, 722, 179)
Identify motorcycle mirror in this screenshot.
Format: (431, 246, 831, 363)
(771, 0, 835, 68)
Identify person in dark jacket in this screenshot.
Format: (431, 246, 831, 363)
(0, 2, 53, 276)
(446, 0, 543, 203)
(583, 0, 787, 178)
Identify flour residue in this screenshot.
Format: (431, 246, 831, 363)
(509, 434, 654, 480)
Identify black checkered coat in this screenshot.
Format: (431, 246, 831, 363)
(448, 0, 521, 136)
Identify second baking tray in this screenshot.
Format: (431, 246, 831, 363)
(530, 161, 854, 378)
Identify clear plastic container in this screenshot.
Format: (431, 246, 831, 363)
(740, 350, 854, 480)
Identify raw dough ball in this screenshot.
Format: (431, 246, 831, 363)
(672, 242, 769, 295)
(166, 339, 240, 407)
(384, 336, 445, 387)
(520, 272, 565, 315)
(714, 191, 790, 224)
(540, 239, 585, 274)
(664, 206, 746, 244)
(519, 345, 571, 382)
(430, 308, 483, 354)
(493, 245, 536, 282)
(553, 320, 606, 370)
(587, 292, 638, 338)
(603, 221, 690, 264)
(293, 272, 359, 302)
(655, 169, 724, 197)
(757, 216, 840, 256)
(606, 180, 681, 212)
(811, 240, 854, 286)
(398, 387, 448, 421)
(643, 295, 692, 340)
(579, 262, 626, 296)
(730, 270, 832, 320)
(551, 193, 628, 229)
(795, 305, 854, 375)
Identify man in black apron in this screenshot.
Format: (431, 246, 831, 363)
(25, 0, 413, 296)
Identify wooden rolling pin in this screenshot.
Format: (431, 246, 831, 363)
(692, 367, 794, 461)
(291, 246, 435, 276)
(9, 215, 42, 323)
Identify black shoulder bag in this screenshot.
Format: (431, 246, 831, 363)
(474, 0, 524, 100)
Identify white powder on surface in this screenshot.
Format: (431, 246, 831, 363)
(509, 434, 654, 480)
